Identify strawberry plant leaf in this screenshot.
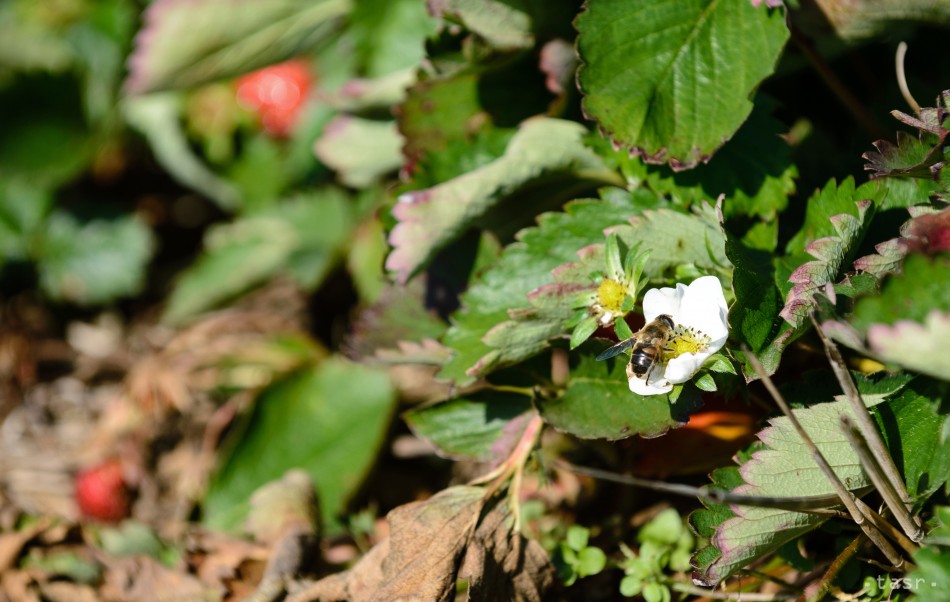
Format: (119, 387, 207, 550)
(692, 376, 948, 585)
(314, 116, 404, 188)
(165, 189, 354, 323)
(204, 357, 396, 534)
(851, 254, 950, 330)
(612, 205, 729, 279)
(403, 393, 534, 462)
(123, 93, 242, 211)
(726, 233, 790, 377)
(863, 91, 948, 180)
(854, 208, 950, 280)
(36, 211, 154, 305)
(630, 101, 798, 219)
(867, 311, 950, 380)
(780, 179, 882, 327)
(437, 189, 664, 387)
(386, 117, 618, 284)
(575, 0, 788, 169)
(428, 0, 534, 50)
(349, 0, 437, 78)
(465, 205, 729, 381)
(346, 278, 448, 359)
(126, 0, 348, 94)
(848, 254, 950, 378)
(536, 354, 702, 440)
(864, 131, 947, 180)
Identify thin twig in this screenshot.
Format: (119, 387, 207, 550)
(896, 42, 921, 116)
(853, 497, 918, 559)
(745, 349, 903, 568)
(555, 460, 854, 515)
(840, 414, 921, 551)
(810, 314, 924, 542)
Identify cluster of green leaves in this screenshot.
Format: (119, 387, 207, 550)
(6, 0, 950, 596)
(618, 508, 695, 600)
(0, 0, 153, 304)
(552, 525, 607, 586)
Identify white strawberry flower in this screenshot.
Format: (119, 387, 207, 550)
(629, 276, 730, 396)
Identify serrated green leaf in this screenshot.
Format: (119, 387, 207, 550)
(165, 190, 354, 323)
(576, 0, 788, 168)
(867, 310, 950, 380)
(403, 393, 533, 462)
(349, 0, 437, 77)
(36, 211, 154, 305)
(694, 377, 949, 585)
(786, 177, 880, 256)
(689, 465, 744, 576)
(438, 189, 664, 386)
(204, 358, 395, 533)
(855, 207, 950, 282)
(386, 117, 619, 283)
(397, 71, 493, 170)
(726, 232, 791, 377)
(780, 178, 881, 327)
(165, 217, 298, 324)
(314, 116, 404, 188)
(537, 354, 701, 440)
(864, 116, 947, 179)
(612, 206, 729, 279)
(346, 279, 449, 358)
(631, 101, 797, 219)
(126, 0, 349, 94)
(429, 0, 533, 49)
(851, 254, 950, 331)
(397, 50, 556, 187)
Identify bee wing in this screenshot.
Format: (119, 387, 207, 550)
(596, 338, 636, 361)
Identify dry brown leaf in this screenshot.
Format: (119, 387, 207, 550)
(99, 555, 219, 602)
(37, 581, 99, 602)
(461, 499, 555, 602)
(189, 530, 269, 587)
(0, 518, 50, 572)
(0, 570, 41, 602)
(291, 485, 555, 602)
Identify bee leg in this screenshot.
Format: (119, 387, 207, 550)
(644, 362, 655, 386)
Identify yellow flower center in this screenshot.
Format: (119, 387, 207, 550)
(666, 325, 711, 359)
(596, 279, 627, 315)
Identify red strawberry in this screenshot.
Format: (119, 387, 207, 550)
(75, 459, 130, 522)
(236, 59, 313, 137)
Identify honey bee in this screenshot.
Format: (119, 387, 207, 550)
(596, 314, 675, 385)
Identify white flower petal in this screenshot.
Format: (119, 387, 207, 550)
(662, 352, 711, 384)
(630, 276, 730, 396)
(628, 374, 673, 395)
(678, 276, 729, 341)
(642, 283, 686, 322)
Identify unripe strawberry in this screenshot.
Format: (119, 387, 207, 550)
(75, 459, 129, 522)
(236, 59, 312, 138)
